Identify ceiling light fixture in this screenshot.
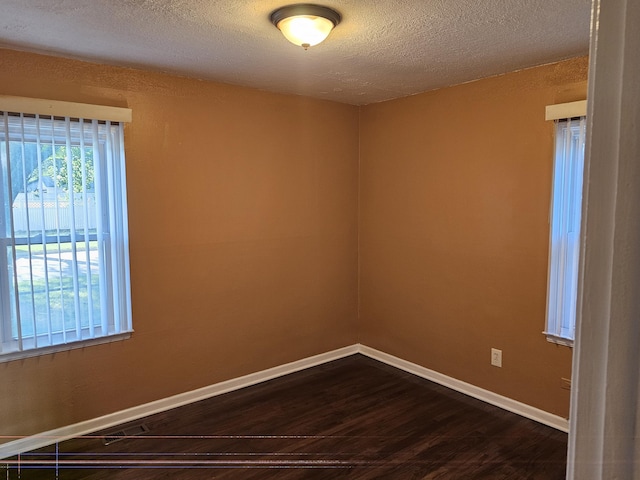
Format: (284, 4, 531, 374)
(270, 4, 341, 50)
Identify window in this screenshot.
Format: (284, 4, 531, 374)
(545, 114, 586, 345)
(0, 98, 132, 360)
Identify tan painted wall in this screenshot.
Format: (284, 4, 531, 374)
(359, 57, 588, 418)
(0, 49, 360, 439)
(0, 48, 587, 439)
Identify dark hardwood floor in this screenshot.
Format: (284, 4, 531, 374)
(3, 355, 568, 479)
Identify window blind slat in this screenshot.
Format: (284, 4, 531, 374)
(18, 114, 39, 348)
(105, 122, 120, 334)
(79, 120, 95, 339)
(63, 117, 82, 340)
(2, 113, 24, 351)
(35, 115, 54, 345)
(0, 115, 8, 353)
(48, 119, 68, 345)
(91, 120, 109, 336)
(114, 123, 132, 333)
(0, 116, 6, 353)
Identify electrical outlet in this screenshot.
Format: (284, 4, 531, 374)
(561, 378, 572, 390)
(491, 348, 502, 367)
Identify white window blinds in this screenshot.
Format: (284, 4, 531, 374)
(545, 116, 586, 344)
(0, 110, 132, 358)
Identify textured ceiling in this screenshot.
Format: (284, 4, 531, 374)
(0, 0, 592, 105)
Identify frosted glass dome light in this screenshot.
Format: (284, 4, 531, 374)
(270, 4, 341, 49)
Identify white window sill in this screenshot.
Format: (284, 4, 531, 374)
(0, 331, 132, 364)
(544, 332, 574, 347)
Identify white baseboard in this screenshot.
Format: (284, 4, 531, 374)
(358, 344, 570, 433)
(1, 342, 568, 459)
(0, 344, 358, 460)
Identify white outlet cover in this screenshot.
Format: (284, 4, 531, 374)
(491, 348, 502, 367)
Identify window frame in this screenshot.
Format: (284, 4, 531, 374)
(0, 96, 132, 362)
(543, 100, 587, 347)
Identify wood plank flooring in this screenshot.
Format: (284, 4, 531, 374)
(3, 354, 568, 479)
